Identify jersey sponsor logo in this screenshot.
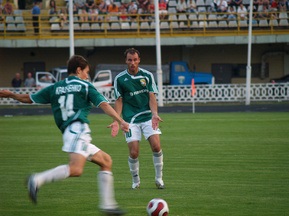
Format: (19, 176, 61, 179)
(140, 78, 146, 87)
(55, 85, 82, 95)
(129, 89, 149, 97)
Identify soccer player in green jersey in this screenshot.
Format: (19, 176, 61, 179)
(111, 48, 165, 189)
(0, 55, 129, 215)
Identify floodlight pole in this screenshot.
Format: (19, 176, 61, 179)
(245, 0, 253, 105)
(68, 0, 75, 57)
(154, 0, 164, 107)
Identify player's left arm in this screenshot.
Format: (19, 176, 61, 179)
(0, 89, 33, 104)
(149, 92, 163, 130)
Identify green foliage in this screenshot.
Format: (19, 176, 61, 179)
(0, 112, 289, 216)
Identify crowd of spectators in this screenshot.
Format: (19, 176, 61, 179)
(208, 0, 289, 20)
(48, 0, 289, 25)
(0, 0, 289, 27)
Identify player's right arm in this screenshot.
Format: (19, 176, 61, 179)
(0, 90, 33, 104)
(99, 101, 129, 135)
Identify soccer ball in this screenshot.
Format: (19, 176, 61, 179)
(146, 198, 169, 216)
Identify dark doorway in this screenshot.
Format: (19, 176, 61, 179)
(211, 64, 232, 84)
(23, 62, 45, 79)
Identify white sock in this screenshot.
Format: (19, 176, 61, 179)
(98, 171, 118, 210)
(34, 165, 70, 188)
(153, 150, 163, 180)
(128, 157, 140, 184)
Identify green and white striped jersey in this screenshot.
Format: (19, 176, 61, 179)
(30, 76, 108, 133)
(114, 67, 158, 124)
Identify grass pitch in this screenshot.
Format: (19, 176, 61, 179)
(0, 112, 288, 216)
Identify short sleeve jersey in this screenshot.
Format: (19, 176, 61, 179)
(30, 76, 108, 133)
(114, 67, 158, 124)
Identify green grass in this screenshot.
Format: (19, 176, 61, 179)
(0, 112, 289, 216)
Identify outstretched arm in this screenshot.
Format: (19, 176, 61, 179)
(107, 97, 123, 137)
(149, 92, 163, 130)
(0, 90, 33, 104)
(99, 102, 129, 135)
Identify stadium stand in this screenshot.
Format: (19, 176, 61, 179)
(0, 0, 288, 36)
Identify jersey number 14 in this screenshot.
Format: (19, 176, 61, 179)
(58, 94, 75, 121)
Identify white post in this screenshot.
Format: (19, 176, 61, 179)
(68, 0, 75, 57)
(246, 0, 253, 105)
(154, 0, 163, 107)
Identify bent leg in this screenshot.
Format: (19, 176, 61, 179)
(33, 164, 70, 188)
(33, 152, 86, 188)
(90, 150, 118, 210)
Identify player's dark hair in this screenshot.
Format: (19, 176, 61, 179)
(124, 48, 140, 59)
(67, 55, 89, 75)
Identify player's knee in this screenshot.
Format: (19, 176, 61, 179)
(102, 154, 113, 170)
(69, 166, 84, 177)
(151, 144, 161, 153)
(130, 150, 139, 159)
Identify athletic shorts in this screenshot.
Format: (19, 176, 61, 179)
(62, 121, 100, 161)
(125, 120, 162, 143)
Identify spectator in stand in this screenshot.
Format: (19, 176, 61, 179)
(121, 0, 131, 10)
(12, 73, 22, 88)
(227, 5, 236, 19)
(85, 0, 98, 21)
(187, 0, 197, 13)
(119, 4, 128, 21)
(108, 3, 119, 14)
(159, 0, 168, 20)
(218, 0, 228, 13)
(32, 0, 42, 34)
(49, 0, 58, 15)
(74, 0, 86, 10)
(212, 0, 228, 17)
(176, 0, 188, 13)
(3, 0, 14, 15)
(66, 0, 79, 16)
(278, 0, 289, 12)
(147, 0, 155, 14)
(137, 0, 149, 14)
(59, 8, 68, 28)
(85, 0, 96, 13)
(24, 72, 36, 87)
(269, 0, 278, 18)
(90, 7, 99, 22)
(0, 0, 3, 21)
(98, 0, 108, 17)
(258, 3, 269, 18)
(237, 3, 247, 20)
(252, 0, 259, 18)
(105, 0, 111, 7)
(128, 1, 138, 21)
(261, 0, 270, 8)
(229, 0, 242, 7)
(74, 0, 87, 22)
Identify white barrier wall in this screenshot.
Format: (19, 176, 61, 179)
(0, 83, 288, 105)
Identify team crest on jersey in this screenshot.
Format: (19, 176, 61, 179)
(140, 79, 146, 87)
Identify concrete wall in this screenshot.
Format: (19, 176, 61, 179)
(0, 43, 287, 87)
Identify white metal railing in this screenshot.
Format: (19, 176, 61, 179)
(0, 83, 288, 105)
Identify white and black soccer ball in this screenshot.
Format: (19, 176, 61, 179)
(146, 198, 169, 216)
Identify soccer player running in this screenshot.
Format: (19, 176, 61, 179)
(111, 48, 165, 189)
(0, 55, 128, 215)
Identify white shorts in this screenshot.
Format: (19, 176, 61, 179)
(62, 121, 100, 161)
(124, 120, 162, 143)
